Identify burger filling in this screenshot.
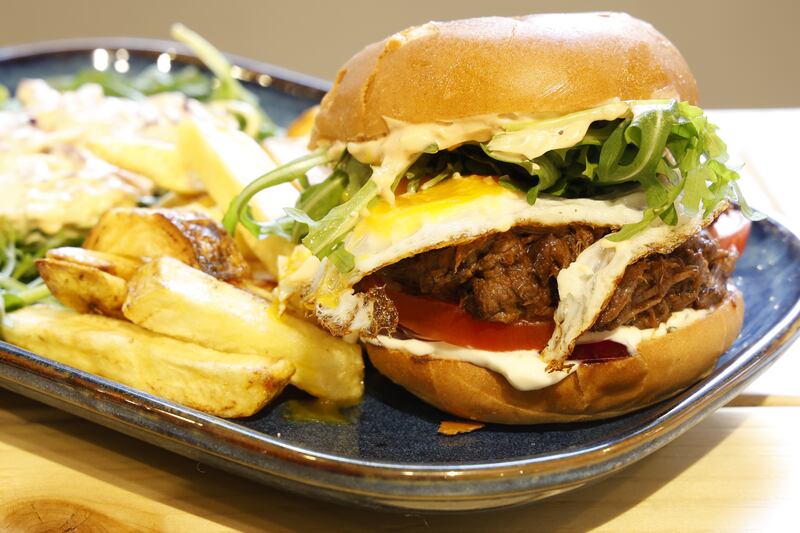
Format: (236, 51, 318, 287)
(373, 226, 736, 334)
(225, 99, 757, 379)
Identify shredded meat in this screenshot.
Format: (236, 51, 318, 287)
(375, 226, 736, 331)
(380, 226, 607, 323)
(592, 232, 736, 330)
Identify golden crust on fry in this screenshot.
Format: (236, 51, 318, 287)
(3, 305, 294, 418)
(37, 258, 128, 319)
(83, 207, 249, 281)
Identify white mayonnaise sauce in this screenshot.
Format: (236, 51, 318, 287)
(343, 101, 630, 201)
(369, 336, 572, 391)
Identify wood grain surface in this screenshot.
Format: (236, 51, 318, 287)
(0, 109, 798, 531)
(1, 389, 798, 532)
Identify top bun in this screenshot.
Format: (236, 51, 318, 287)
(311, 12, 697, 145)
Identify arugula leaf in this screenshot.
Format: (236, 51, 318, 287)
(222, 149, 332, 236)
(598, 102, 675, 184)
(328, 243, 356, 273)
(283, 207, 318, 227)
(46, 26, 277, 139)
(171, 23, 277, 139)
(302, 180, 379, 266)
(227, 99, 758, 273)
(50, 69, 146, 99)
(171, 24, 253, 105)
(0, 220, 82, 312)
(224, 151, 377, 272)
(50, 64, 210, 100)
(290, 172, 348, 242)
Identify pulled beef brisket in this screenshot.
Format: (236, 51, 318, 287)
(377, 227, 736, 331)
(381, 226, 607, 323)
(592, 231, 736, 330)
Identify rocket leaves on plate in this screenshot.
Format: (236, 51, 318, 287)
(49, 65, 211, 100)
(0, 221, 83, 314)
(46, 24, 277, 139)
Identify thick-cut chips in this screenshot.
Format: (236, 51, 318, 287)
(123, 257, 364, 404)
(83, 207, 249, 281)
(2, 305, 294, 418)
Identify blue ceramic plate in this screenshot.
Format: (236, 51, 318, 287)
(1, 39, 799, 512)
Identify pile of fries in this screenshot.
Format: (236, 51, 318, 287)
(2, 103, 364, 418)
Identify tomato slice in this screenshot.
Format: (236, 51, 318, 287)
(384, 286, 624, 361)
(709, 208, 751, 255)
(387, 286, 629, 359)
(385, 287, 554, 352)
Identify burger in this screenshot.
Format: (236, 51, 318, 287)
(225, 12, 756, 423)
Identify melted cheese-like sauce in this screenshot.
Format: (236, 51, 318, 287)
(0, 149, 150, 234)
(1, 79, 245, 234)
(343, 101, 630, 201)
(368, 307, 709, 391)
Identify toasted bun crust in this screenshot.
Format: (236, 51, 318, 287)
(312, 12, 697, 145)
(367, 291, 743, 424)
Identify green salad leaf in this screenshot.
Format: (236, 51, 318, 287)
(0, 221, 83, 315)
(225, 99, 761, 272)
(50, 66, 210, 100)
(171, 23, 277, 139)
(46, 24, 277, 139)
(222, 150, 333, 237)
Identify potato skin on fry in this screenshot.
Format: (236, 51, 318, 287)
(37, 258, 128, 318)
(123, 257, 364, 404)
(45, 247, 142, 280)
(2, 305, 294, 418)
(84, 207, 249, 281)
(177, 117, 295, 277)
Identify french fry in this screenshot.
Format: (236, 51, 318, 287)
(87, 136, 204, 195)
(37, 258, 128, 318)
(177, 117, 296, 276)
(123, 257, 364, 404)
(45, 247, 142, 280)
(83, 207, 249, 281)
(2, 305, 294, 418)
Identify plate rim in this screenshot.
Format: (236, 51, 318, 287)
(1, 39, 799, 509)
(0, 36, 331, 97)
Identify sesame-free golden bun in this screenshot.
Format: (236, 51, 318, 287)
(367, 292, 743, 425)
(311, 12, 698, 145)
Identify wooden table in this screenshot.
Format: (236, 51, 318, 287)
(2, 109, 799, 532)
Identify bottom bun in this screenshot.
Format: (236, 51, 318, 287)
(367, 291, 744, 424)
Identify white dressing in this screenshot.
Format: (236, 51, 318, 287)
(578, 307, 710, 353)
(342, 101, 631, 201)
(486, 101, 629, 160)
(369, 335, 573, 391)
(368, 307, 710, 391)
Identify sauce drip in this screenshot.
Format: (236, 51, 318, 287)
(282, 399, 357, 425)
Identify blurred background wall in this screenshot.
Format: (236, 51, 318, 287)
(1, 0, 797, 108)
